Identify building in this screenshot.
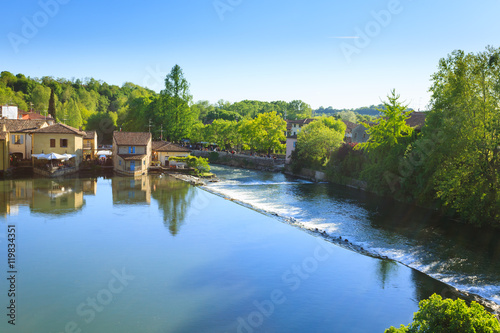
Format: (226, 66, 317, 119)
(285, 119, 316, 164)
(0, 105, 19, 120)
(83, 130, 98, 160)
(352, 123, 373, 144)
(0, 119, 48, 160)
(112, 131, 152, 176)
(30, 123, 86, 168)
(342, 120, 357, 143)
(152, 141, 191, 167)
(0, 124, 9, 172)
(19, 110, 56, 124)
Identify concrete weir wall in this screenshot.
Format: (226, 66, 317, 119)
(192, 150, 285, 172)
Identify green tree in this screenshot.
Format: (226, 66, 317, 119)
(65, 99, 83, 128)
(385, 294, 500, 333)
(286, 100, 312, 120)
(409, 47, 500, 225)
(30, 85, 51, 111)
(48, 88, 56, 119)
(252, 112, 287, 153)
(160, 65, 195, 142)
(188, 122, 207, 145)
(359, 90, 413, 153)
(294, 116, 346, 169)
(86, 112, 117, 144)
(357, 90, 415, 195)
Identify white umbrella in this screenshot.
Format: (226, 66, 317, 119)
(96, 150, 112, 156)
(32, 153, 49, 159)
(45, 153, 65, 160)
(61, 153, 76, 160)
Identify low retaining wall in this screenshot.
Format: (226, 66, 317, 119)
(192, 150, 285, 172)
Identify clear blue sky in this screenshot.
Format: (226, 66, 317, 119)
(1, 0, 499, 110)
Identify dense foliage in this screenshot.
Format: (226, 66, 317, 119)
(292, 116, 346, 171)
(385, 294, 500, 333)
(323, 46, 500, 227)
(169, 156, 211, 176)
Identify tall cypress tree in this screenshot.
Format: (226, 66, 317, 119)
(48, 88, 56, 119)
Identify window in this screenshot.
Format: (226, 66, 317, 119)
(50, 139, 56, 147)
(11, 135, 23, 145)
(128, 146, 135, 154)
(60, 139, 68, 147)
(119, 160, 122, 166)
(143, 160, 145, 165)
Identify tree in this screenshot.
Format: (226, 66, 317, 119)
(160, 65, 195, 142)
(188, 122, 207, 145)
(30, 85, 51, 111)
(385, 294, 500, 333)
(252, 112, 287, 153)
(356, 90, 415, 195)
(359, 90, 413, 153)
(294, 116, 346, 169)
(407, 46, 500, 225)
(337, 110, 357, 123)
(48, 88, 56, 119)
(86, 112, 117, 144)
(286, 100, 312, 120)
(65, 99, 83, 129)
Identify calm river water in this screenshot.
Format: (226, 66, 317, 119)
(0, 169, 497, 332)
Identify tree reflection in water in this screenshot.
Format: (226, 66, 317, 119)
(151, 176, 196, 236)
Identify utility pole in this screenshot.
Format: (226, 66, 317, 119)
(160, 124, 163, 141)
(148, 119, 152, 133)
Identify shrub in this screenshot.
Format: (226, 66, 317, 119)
(385, 294, 500, 333)
(169, 156, 210, 176)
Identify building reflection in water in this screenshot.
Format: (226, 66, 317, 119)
(0, 178, 97, 217)
(110, 175, 196, 235)
(1, 176, 195, 236)
(112, 176, 151, 205)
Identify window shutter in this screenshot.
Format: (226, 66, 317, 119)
(20, 135, 23, 144)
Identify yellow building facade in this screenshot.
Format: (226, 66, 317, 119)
(31, 123, 85, 168)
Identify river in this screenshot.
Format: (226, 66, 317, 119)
(205, 165, 500, 311)
(0, 170, 497, 333)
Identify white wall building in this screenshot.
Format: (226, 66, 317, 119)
(0, 106, 19, 120)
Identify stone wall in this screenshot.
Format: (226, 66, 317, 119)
(192, 150, 285, 172)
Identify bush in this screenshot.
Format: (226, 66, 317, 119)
(208, 152, 219, 163)
(169, 156, 210, 176)
(385, 294, 500, 333)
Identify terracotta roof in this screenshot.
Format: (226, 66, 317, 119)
(30, 123, 86, 136)
(286, 118, 316, 130)
(19, 111, 55, 121)
(117, 154, 147, 160)
(0, 119, 48, 132)
(84, 130, 96, 139)
(0, 132, 6, 140)
(152, 141, 191, 152)
(113, 132, 151, 146)
(405, 112, 427, 130)
(342, 120, 357, 133)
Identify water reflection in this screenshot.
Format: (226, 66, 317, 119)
(0, 178, 97, 217)
(112, 176, 151, 205)
(150, 176, 195, 236)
